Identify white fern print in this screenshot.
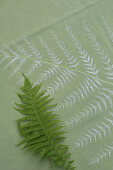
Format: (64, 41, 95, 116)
(38, 36, 62, 64)
(65, 87, 113, 126)
(0, 42, 43, 82)
(0, 45, 20, 71)
(10, 59, 26, 78)
(0, 49, 11, 65)
(38, 36, 77, 94)
(12, 43, 31, 82)
(23, 37, 42, 59)
(65, 24, 100, 77)
(34, 65, 61, 84)
(16, 39, 43, 83)
(4, 57, 19, 71)
(88, 143, 113, 166)
(46, 67, 76, 94)
(74, 116, 113, 148)
(2, 45, 20, 71)
(82, 20, 113, 80)
(27, 60, 42, 76)
(50, 30, 79, 69)
(101, 16, 113, 43)
(23, 37, 42, 76)
(55, 77, 101, 112)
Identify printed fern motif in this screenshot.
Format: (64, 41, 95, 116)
(1, 12, 113, 170)
(101, 16, 113, 43)
(14, 74, 75, 170)
(82, 20, 113, 81)
(50, 30, 79, 69)
(88, 143, 113, 166)
(74, 117, 112, 148)
(65, 24, 100, 77)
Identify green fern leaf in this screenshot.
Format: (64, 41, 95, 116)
(15, 74, 76, 170)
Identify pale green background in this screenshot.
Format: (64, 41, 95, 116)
(1, 0, 113, 170)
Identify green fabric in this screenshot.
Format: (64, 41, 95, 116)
(0, 0, 113, 170)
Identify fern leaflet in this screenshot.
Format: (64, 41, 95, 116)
(15, 74, 75, 170)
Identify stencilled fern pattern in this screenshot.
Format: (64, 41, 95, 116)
(101, 16, 113, 44)
(74, 115, 113, 148)
(65, 24, 100, 77)
(34, 65, 61, 84)
(1, 14, 113, 170)
(38, 36, 62, 65)
(65, 87, 113, 127)
(50, 30, 79, 69)
(55, 77, 101, 112)
(82, 20, 113, 81)
(46, 67, 77, 94)
(88, 142, 113, 166)
(23, 37, 42, 75)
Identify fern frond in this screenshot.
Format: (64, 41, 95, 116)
(15, 74, 75, 170)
